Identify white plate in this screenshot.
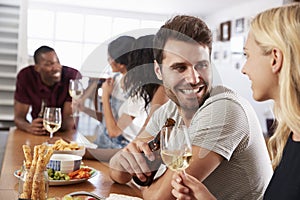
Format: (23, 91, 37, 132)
(14, 167, 98, 186)
(106, 193, 142, 200)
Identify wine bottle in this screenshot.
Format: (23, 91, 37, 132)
(132, 118, 176, 186)
(38, 99, 46, 118)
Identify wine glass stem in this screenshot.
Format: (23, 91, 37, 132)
(50, 132, 53, 138)
(72, 104, 79, 117)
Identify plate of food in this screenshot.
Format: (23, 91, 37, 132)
(14, 166, 98, 186)
(47, 192, 142, 200)
(106, 193, 143, 200)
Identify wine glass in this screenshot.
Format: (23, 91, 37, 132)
(160, 125, 192, 172)
(43, 107, 62, 138)
(69, 79, 84, 117)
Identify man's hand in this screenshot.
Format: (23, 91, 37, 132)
(28, 118, 47, 135)
(109, 138, 155, 183)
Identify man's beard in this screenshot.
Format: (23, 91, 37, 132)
(165, 85, 210, 111)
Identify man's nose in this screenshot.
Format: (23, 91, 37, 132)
(184, 67, 200, 84)
(52, 63, 61, 71)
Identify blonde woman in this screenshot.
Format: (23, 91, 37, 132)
(171, 3, 300, 200)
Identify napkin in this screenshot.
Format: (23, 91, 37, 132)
(77, 132, 98, 149)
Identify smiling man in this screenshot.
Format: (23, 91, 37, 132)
(14, 45, 81, 135)
(157, 38, 211, 113)
(109, 15, 272, 199)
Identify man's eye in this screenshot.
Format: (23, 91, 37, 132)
(243, 52, 248, 59)
(44, 63, 52, 66)
(195, 63, 209, 70)
(176, 66, 186, 72)
(44, 61, 57, 66)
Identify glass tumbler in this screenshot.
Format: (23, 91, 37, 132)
(18, 167, 49, 200)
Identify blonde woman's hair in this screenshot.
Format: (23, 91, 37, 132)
(251, 3, 300, 169)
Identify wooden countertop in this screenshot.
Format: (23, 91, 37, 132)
(0, 127, 142, 199)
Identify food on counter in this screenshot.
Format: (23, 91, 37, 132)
(47, 166, 95, 181)
(47, 168, 70, 181)
(47, 195, 96, 200)
(51, 139, 80, 151)
(22, 145, 32, 169)
(68, 167, 94, 180)
(20, 144, 54, 200)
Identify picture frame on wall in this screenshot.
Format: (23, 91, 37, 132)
(235, 18, 245, 33)
(220, 21, 231, 41)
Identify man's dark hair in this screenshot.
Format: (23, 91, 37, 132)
(33, 45, 55, 64)
(153, 15, 213, 64)
(108, 35, 135, 66)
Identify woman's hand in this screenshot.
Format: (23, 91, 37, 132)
(71, 98, 84, 112)
(101, 78, 114, 99)
(171, 171, 216, 200)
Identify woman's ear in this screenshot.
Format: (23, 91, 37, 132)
(154, 60, 162, 80)
(271, 48, 283, 74)
(119, 63, 127, 73)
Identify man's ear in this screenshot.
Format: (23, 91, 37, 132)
(271, 48, 283, 74)
(34, 64, 40, 72)
(154, 60, 162, 80)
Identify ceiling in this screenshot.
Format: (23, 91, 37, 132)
(32, 0, 258, 17)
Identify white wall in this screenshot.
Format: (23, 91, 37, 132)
(205, 0, 282, 134)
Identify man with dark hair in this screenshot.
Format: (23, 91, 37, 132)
(14, 45, 81, 135)
(109, 15, 272, 199)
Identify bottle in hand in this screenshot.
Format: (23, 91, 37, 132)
(132, 118, 176, 186)
(38, 99, 46, 118)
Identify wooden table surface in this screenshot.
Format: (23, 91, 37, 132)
(0, 127, 142, 199)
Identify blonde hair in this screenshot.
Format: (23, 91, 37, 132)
(251, 3, 300, 169)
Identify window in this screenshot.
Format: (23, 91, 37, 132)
(55, 12, 84, 42)
(27, 10, 54, 39)
(27, 10, 55, 54)
(141, 20, 163, 29)
(112, 17, 140, 36)
(27, 3, 166, 72)
(55, 41, 82, 68)
(84, 15, 112, 43)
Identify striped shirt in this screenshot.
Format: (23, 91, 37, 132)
(146, 85, 273, 200)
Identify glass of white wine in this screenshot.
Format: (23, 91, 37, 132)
(160, 125, 192, 172)
(43, 107, 62, 138)
(69, 79, 84, 117)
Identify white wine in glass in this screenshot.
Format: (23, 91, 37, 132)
(161, 125, 192, 172)
(69, 79, 84, 116)
(43, 107, 62, 138)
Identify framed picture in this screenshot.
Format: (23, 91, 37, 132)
(220, 21, 231, 41)
(235, 18, 245, 33)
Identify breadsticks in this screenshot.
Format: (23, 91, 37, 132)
(22, 145, 32, 169)
(20, 145, 39, 199)
(20, 144, 53, 200)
